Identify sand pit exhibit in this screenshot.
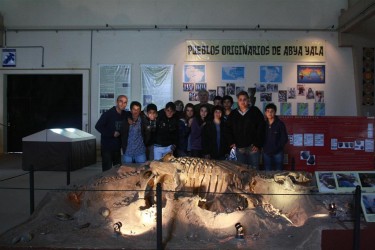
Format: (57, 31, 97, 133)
(0, 154, 359, 249)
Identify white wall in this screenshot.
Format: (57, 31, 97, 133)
(0, 0, 354, 152)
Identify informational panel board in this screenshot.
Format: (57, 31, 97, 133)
(99, 64, 131, 114)
(361, 193, 375, 222)
(281, 116, 375, 172)
(315, 171, 375, 193)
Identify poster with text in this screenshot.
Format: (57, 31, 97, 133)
(99, 64, 131, 114)
(141, 64, 174, 109)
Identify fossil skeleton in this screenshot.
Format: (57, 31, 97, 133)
(142, 153, 312, 216)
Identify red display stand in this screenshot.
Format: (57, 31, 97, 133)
(280, 116, 375, 172)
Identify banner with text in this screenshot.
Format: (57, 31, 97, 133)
(186, 40, 325, 62)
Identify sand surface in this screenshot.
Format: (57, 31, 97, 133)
(0, 158, 363, 249)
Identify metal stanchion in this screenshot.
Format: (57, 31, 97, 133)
(353, 185, 361, 250)
(66, 157, 71, 186)
(29, 165, 35, 215)
(156, 183, 163, 250)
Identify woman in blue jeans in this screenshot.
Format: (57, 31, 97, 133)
(263, 103, 288, 171)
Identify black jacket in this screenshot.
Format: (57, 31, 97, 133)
(154, 110, 179, 147)
(95, 106, 128, 151)
(263, 116, 288, 155)
(202, 120, 229, 159)
(225, 106, 266, 148)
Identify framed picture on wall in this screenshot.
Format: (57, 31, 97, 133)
(217, 86, 226, 97)
(222, 65, 245, 81)
(208, 90, 216, 101)
(260, 65, 282, 83)
(280, 102, 292, 115)
(183, 83, 194, 92)
(297, 65, 325, 83)
(297, 103, 308, 116)
(184, 64, 206, 83)
(314, 103, 326, 116)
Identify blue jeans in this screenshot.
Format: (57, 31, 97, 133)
(122, 153, 147, 164)
(154, 145, 173, 160)
(263, 152, 284, 171)
(236, 147, 260, 170)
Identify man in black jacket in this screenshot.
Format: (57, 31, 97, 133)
(225, 91, 265, 169)
(95, 95, 128, 171)
(154, 102, 179, 160)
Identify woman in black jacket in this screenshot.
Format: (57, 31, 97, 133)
(202, 105, 229, 160)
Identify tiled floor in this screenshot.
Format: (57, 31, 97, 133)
(0, 153, 102, 235)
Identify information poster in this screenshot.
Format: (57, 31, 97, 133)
(316, 171, 375, 193)
(362, 193, 375, 222)
(99, 64, 131, 114)
(281, 116, 375, 172)
(141, 64, 174, 110)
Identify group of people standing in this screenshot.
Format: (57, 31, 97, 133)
(95, 89, 288, 172)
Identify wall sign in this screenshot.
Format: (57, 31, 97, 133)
(281, 116, 374, 172)
(186, 40, 325, 62)
(2, 48, 16, 67)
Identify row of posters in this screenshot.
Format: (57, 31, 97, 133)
(315, 171, 375, 222)
(98, 64, 326, 116)
(183, 65, 325, 83)
(183, 64, 326, 116)
(99, 64, 173, 114)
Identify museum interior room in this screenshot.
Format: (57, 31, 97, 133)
(1, 0, 375, 249)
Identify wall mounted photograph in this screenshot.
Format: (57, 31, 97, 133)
(316, 171, 375, 194)
(184, 65, 206, 83)
(260, 65, 282, 83)
(297, 65, 325, 83)
(221, 66, 245, 81)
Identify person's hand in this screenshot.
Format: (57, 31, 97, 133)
(188, 118, 193, 127)
(128, 118, 134, 125)
(114, 131, 120, 137)
(251, 145, 259, 152)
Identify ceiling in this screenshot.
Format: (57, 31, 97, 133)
(339, 0, 375, 44)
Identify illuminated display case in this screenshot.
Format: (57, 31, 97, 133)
(22, 128, 96, 171)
